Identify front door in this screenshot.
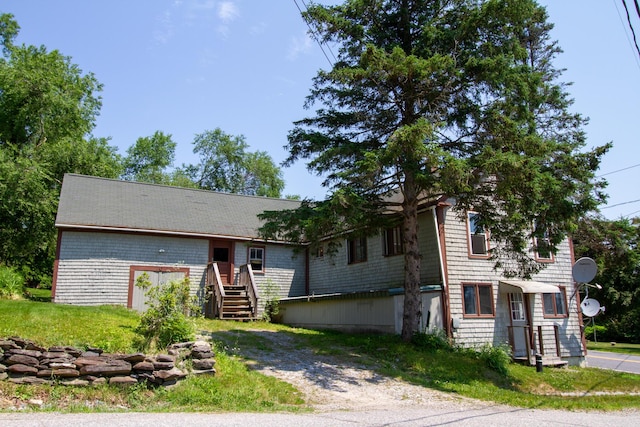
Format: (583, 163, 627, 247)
(509, 292, 529, 358)
(211, 240, 234, 284)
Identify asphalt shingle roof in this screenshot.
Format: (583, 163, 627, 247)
(55, 174, 301, 240)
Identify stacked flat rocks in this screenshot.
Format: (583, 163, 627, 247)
(0, 337, 216, 387)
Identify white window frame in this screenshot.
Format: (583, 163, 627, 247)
(248, 246, 265, 272)
(467, 212, 489, 257)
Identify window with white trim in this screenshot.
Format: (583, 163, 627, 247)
(533, 226, 554, 262)
(467, 212, 488, 256)
(509, 292, 525, 321)
(248, 246, 265, 272)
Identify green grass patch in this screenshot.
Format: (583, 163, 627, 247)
(24, 287, 52, 302)
(1, 300, 640, 413)
(587, 341, 640, 356)
(0, 300, 140, 353)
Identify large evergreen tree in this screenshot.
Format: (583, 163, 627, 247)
(258, 0, 609, 340)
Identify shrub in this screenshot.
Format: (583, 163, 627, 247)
(261, 279, 281, 323)
(411, 329, 452, 352)
(0, 265, 25, 299)
(477, 343, 512, 376)
(134, 273, 200, 350)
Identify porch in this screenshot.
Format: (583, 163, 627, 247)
(204, 262, 260, 321)
(508, 324, 569, 367)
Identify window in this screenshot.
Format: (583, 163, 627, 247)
(347, 236, 367, 264)
(467, 212, 488, 256)
(462, 283, 494, 317)
(383, 226, 403, 256)
(533, 226, 554, 262)
(315, 244, 325, 258)
(509, 293, 525, 321)
(542, 288, 567, 318)
(248, 246, 265, 272)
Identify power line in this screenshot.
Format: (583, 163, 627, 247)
(601, 198, 640, 209)
(615, 0, 640, 70)
(292, 0, 336, 67)
(597, 162, 640, 177)
(621, 0, 640, 61)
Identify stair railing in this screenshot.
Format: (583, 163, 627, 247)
(207, 262, 226, 319)
(238, 264, 259, 318)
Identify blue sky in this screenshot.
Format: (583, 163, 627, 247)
(4, 1, 639, 219)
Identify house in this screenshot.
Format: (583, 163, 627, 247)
(53, 174, 586, 366)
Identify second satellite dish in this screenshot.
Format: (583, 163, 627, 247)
(581, 298, 605, 317)
(572, 257, 598, 283)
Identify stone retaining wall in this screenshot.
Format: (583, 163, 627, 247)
(0, 337, 216, 387)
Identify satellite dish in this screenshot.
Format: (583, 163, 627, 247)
(573, 257, 598, 283)
(581, 298, 604, 317)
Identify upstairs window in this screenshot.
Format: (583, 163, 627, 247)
(543, 288, 567, 318)
(383, 226, 403, 256)
(533, 225, 554, 262)
(347, 236, 367, 264)
(248, 246, 265, 272)
(467, 212, 489, 257)
(462, 283, 495, 317)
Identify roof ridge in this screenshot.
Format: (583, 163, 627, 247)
(63, 173, 303, 204)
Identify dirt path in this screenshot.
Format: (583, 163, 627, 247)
(210, 329, 480, 412)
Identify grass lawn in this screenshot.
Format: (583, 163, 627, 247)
(1, 299, 640, 413)
(587, 341, 640, 356)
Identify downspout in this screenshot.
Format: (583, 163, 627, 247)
(432, 206, 451, 337)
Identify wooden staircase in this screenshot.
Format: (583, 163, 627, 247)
(206, 262, 259, 321)
(219, 283, 255, 320)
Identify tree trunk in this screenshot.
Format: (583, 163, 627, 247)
(401, 176, 421, 342)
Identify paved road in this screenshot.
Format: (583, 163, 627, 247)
(1, 406, 640, 427)
(587, 350, 640, 374)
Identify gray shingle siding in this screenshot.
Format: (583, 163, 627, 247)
(55, 232, 208, 306)
(308, 212, 442, 295)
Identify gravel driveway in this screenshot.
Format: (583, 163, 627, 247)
(212, 328, 485, 412)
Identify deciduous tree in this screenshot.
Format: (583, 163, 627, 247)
(0, 13, 119, 284)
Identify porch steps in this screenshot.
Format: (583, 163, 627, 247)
(220, 284, 256, 321)
(514, 356, 568, 368)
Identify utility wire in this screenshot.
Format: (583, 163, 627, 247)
(597, 162, 640, 177)
(615, 0, 640, 70)
(292, 0, 336, 67)
(621, 0, 640, 61)
(601, 198, 640, 209)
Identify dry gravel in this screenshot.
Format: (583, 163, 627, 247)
(212, 329, 481, 412)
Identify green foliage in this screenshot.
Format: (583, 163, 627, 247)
(573, 215, 640, 343)
(183, 128, 285, 197)
(261, 279, 281, 323)
(0, 264, 24, 299)
(0, 13, 121, 285)
(260, 0, 609, 340)
(476, 343, 512, 376)
(121, 131, 177, 184)
(411, 330, 453, 352)
(134, 273, 200, 350)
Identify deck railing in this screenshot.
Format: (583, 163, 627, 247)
(206, 262, 226, 318)
(238, 264, 259, 318)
